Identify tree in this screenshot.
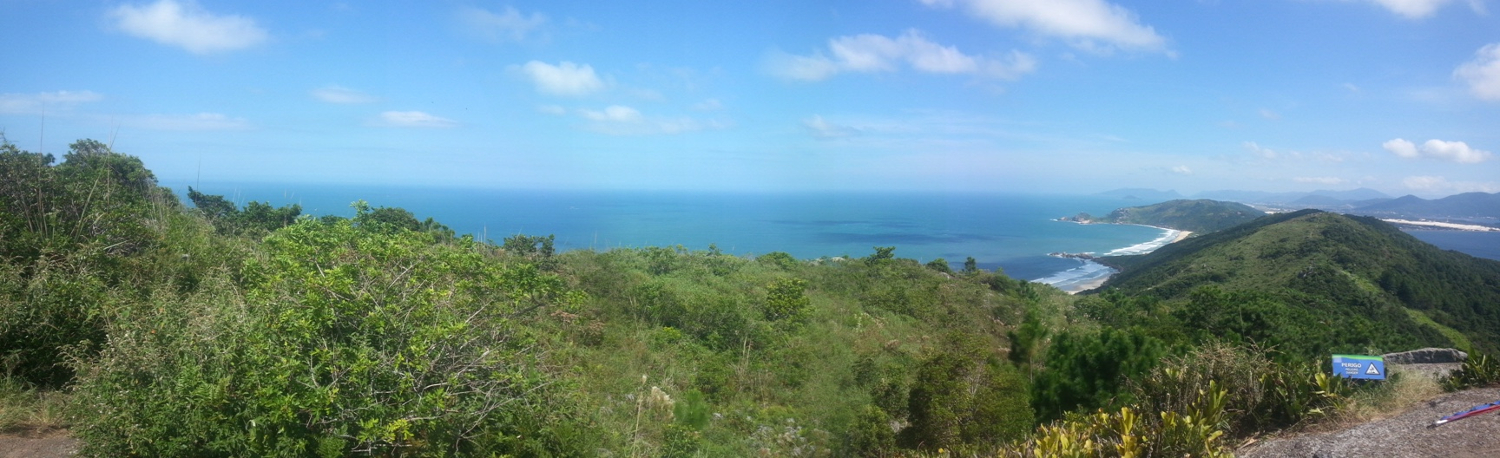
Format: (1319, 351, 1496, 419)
(187, 186, 237, 221)
(764, 278, 811, 323)
(925, 258, 953, 274)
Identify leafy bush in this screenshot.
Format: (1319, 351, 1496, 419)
(763, 278, 810, 323)
(1031, 327, 1164, 423)
(900, 337, 1033, 451)
(1442, 353, 1500, 391)
(0, 140, 175, 387)
(72, 216, 590, 456)
(1129, 343, 1350, 439)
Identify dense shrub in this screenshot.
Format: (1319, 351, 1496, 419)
(0, 140, 175, 386)
(900, 337, 1033, 451)
(1442, 353, 1500, 391)
(72, 216, 590, 456)
(1031, 327, 1164, 423)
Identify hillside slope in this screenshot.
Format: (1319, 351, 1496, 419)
(1095, 210, 1500, 355)
(1070, 199, 1265, 233)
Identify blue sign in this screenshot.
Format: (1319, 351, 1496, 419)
(1332, 354, 1385, 380)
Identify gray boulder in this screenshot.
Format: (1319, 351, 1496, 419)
(1383, 348, 1468, 364)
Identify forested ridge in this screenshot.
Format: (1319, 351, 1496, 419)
(4, 140, 1500, 457)
(1067, 199, 1265, 234)
(1095, 210, 1500, 356)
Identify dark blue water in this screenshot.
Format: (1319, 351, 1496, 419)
(166, 181, 1171, 289)
(1406, 230, 1500, 261)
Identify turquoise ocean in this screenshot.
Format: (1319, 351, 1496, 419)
(167, 182, 1500, 292)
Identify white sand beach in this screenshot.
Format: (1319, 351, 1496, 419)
(1382, 219, 1498, 232)
(1064, 229, 1192, 294)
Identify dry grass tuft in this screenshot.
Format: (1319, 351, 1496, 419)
(0, 378, 71, 434)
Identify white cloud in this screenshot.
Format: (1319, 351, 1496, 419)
(127, 112, 250, 131)
(458, 6, 546, 43)
(310, 85, 376, 104)
(518, 61, 606, 96)
(1455, 43, 1500, 102)
(1243, 141, 1278, 159)
(579, 105, 642, 123)
(1420, 139, 1491, 163)
(1385, 138, 1491, 163)
(111, 0, 268, 54)
(803, 115, 859, 139)
(377, 111, 456, 128)
(537, 105, 567, 115)
(1258, 108, 1281, 120)
(1382, 138, 1420, 158)
(1170, 165, 1192, 175)
(918, 0, 1166, 52)
(0, 90, 103, 114)
(1294, 176, 1346, 185)
(1363, 0, 1452, 18)
(768, 29, 1035, 82)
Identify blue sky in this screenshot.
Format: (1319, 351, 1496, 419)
(2, 0, 1498, 196)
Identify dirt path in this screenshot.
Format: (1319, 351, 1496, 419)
(0, 429, 78, 458)
(1239, 387, 1500, 458)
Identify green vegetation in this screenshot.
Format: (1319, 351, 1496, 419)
(1069, 199, 1265, 233)
(1095, 210, 1500, 356)
(5, 139, 1500, 456)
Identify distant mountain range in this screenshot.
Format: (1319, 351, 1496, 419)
(1096, 188, 1500, 224)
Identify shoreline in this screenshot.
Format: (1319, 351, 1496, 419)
(1056, 226, 1193, 295)
(1382, 219, 1498, 232)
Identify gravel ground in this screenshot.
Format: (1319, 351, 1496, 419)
(1239, 387, 1500, 458)
(0, 428, 78, 458)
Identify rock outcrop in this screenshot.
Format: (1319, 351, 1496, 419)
(1384, 348, 1468, 365)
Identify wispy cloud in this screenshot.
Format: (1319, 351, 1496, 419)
(692, 98, 724, 111)
(1258, 108, 1281, 120)
(1170, 165, 1193, 175)
(803, 115, 860, 139)
(917, 0, 1167, 52)
(1455, 43, 1500, 102)
(127, 112, 251, 131)
(518, 61, 606, 96)
(537, 105, 567, 115)
(310, 85, 376, 104)
(110, 0, 268, 54)
(574, 105, 723, 135)
(1294, 176, 1346, 185)
(0, 90, 103, 114)
(376, 111, 457, 128)
(1345, 0, 1485, 19)
(1384, 138, 1491, 163)
(579, 105, 642, 122)
(1402, 175, 1500, 193)
(767, 29, 1035, 82)
(1243, 141, 1278, 159)
(457, 6, 547, 43)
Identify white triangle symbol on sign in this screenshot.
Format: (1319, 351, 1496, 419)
(1366, 363, 1380, 375)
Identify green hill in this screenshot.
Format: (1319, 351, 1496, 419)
(1070, 199, 1266, 233)
(1093, 210, 1500, 356)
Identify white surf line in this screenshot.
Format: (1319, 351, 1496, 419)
(1382, 219, 1499, 232)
